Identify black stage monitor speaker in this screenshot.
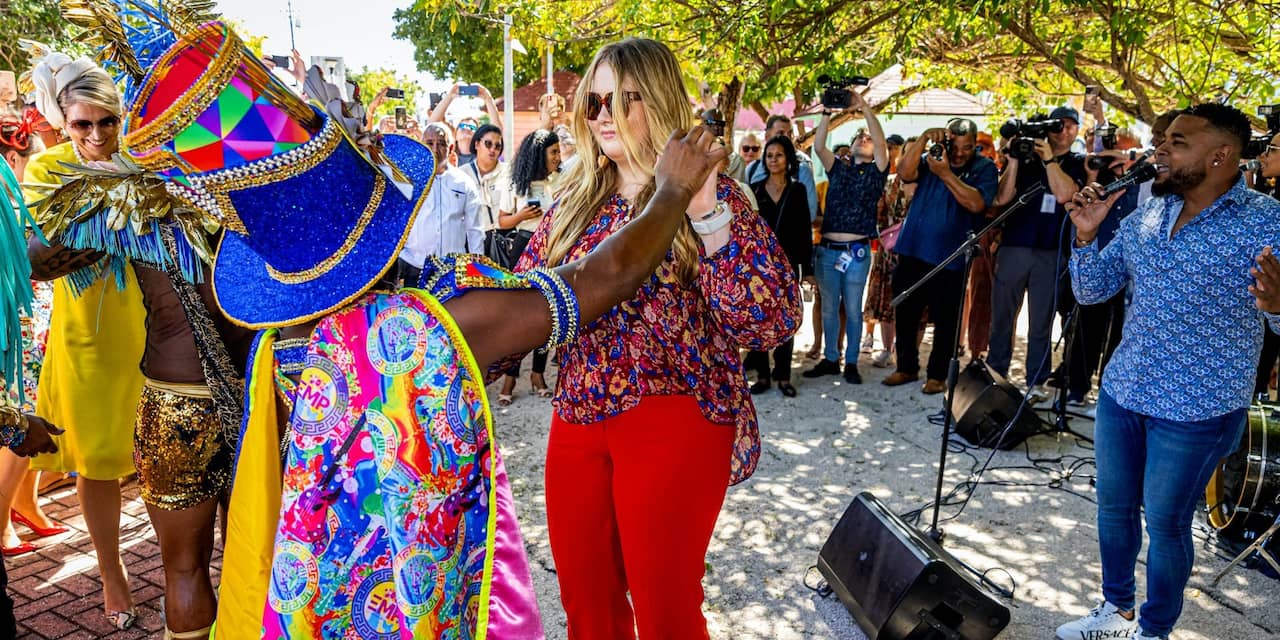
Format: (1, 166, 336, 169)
(951, 359, 1044, 450)
(817, 492, 1010, 640)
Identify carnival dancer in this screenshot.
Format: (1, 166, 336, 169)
(96, 18, 729, 638)
(19, 44, 147, 630)
(515, 38, 801, 638)
(22, 5, 274, 636)
(1056, 103, 1280, 640)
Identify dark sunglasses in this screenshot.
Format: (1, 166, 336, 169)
(479, 138, 503, 151)
(585, 91, 642, 121)
(740, 145, 760, 153)
(66, 115, 120, 133)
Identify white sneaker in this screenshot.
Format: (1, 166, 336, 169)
(872, 349, 894, 368)
(1128, 630, 1165, 639)
(861, 334, 875, 353)
(1054, 601, 1137, 640)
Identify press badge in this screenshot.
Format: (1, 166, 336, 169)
(1041, 193, 1057, 214)
(835, 251, 853, 273)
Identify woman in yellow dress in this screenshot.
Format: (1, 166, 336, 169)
(23, 51, 147, 631)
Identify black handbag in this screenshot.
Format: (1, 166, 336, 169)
(484, 227, 521, 269)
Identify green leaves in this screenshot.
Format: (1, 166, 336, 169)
(394, 0, 1278, 127)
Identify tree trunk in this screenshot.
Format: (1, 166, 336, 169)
(717, 77, 743, 137)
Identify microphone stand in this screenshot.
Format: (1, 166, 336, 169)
(893, 182, 1046, 543)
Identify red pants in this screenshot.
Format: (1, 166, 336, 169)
(545, 395, 734, 640)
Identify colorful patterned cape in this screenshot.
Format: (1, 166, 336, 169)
(262, 287, 535, 639)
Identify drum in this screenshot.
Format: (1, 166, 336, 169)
(1205, 403, 1280, 541)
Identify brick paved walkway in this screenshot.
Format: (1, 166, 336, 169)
(8, 478, 219, 639)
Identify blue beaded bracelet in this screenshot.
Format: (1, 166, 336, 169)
(525, 268, 581, 351)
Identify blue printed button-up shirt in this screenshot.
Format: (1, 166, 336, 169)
(1070, 177, 1280, 421)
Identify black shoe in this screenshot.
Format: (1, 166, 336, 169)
(778, 382, 798, 397)
(750, 379, 772, 395)
(803, 359, 841, 378)
(843, 364, 862, 384)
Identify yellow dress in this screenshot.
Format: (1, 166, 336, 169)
(25, 143, 147, 480)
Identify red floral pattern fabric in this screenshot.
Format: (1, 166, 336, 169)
(517, 175, 801, 484)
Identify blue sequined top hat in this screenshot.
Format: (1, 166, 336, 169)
(119, 21, 436, 329)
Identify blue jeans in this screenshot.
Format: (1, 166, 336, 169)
(1094, 389, 1246, 638)
(815, 244, 872, 365)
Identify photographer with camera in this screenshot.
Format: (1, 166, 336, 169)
(1053, 144, 1154, 408)
(802, 89, 888, 384)
(987, 107, 1086, 393)
(882, 119, 999, 394)
(1250, 123, 1280, 399)
(428, 82, 503, 167)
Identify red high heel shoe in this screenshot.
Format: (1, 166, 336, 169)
(1, 541, 37, 556)
(11, 510, 69, 537)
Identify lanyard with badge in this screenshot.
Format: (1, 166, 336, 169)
(834, 242, 868, 273)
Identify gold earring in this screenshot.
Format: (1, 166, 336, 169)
(597, 153, 610, 169)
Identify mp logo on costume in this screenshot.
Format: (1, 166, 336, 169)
(394, 546, 445, 618)
(268, 541, 319, 614)
(294, 355, 349, 436)
(368, 306, 428, 376)
(352, 567, 400, 639)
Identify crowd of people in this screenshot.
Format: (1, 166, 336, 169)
(1, 4, 1279, 640)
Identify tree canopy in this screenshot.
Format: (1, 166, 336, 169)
(347, 66, 424, 120)
(394, 0, 1280, 130)
(0, 0, 84, 73)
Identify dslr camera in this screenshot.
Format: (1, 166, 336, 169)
(999, 117, 1065, 164)
(1243, 104, 1280, 159)
(817, 73, 870, 110)
(929, 136, 951, 161)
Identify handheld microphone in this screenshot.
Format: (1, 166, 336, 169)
(1243, 159, 1263, 173)
(1100, 161, 1160, 197)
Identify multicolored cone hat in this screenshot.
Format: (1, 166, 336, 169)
(119, 20, 436, 328)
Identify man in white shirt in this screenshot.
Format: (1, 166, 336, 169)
(394, 123, 485, 284)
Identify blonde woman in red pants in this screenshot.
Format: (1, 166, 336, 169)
(516, 38, 801, 639)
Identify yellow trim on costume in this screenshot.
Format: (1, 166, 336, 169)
(400, 288, 497, 638)
(143, 378, 214, 399)
(265, 175, 386, 283)
(214, 329, 283, 639)
(210, 134, 437, 330)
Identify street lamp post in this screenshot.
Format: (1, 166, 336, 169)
(503, 14, 515, 156)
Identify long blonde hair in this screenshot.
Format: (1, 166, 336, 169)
(546, 38, 701, 284)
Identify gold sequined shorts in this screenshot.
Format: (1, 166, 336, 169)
(134, 380, 233, 511)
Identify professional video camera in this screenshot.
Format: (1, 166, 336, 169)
(1243, 104, 1280, 159)
(817, 73, 870, 110)
(999, 117, 1066, 164)
(1095, 123, 1118, 150)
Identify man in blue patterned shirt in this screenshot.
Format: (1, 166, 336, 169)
(1055, 103, 1280, 640)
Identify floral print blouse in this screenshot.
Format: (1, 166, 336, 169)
(516, 175, 801, 484)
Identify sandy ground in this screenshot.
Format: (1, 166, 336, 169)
(488, 300, 1279, 639)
